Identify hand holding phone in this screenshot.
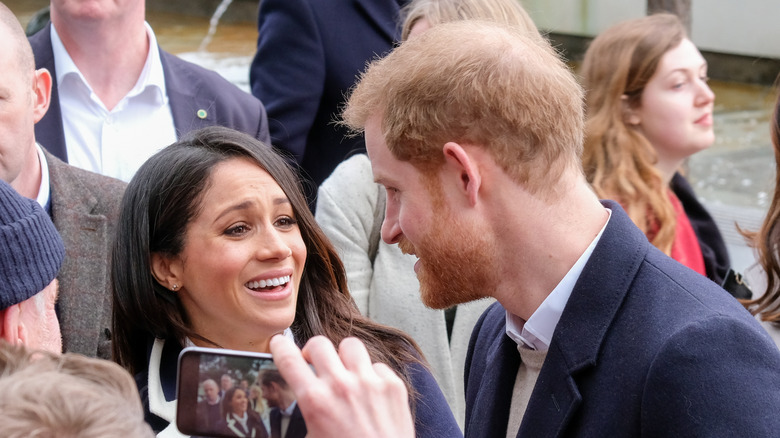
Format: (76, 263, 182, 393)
(269, 335, 414, 438)
(176, 346, 306, 438)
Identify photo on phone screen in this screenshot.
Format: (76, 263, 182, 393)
(176, 346, 306, 438)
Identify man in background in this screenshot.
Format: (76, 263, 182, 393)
(260, 369, 305, 438)
(0, 3, 125, 358)
(29, 0, 270, 182)
(250, 0, 407, 205)
(196, 379, 222, 434)
(0, 178, 64, 353)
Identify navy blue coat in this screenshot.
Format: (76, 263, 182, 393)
(464, 201, 780, 438)
(28, 23, 270, 162)
(249, 0, 406, 192)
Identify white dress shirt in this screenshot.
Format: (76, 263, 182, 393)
(50, 22, 177, 182)
(506, 209, 612, 351)
(34, 143, 51, 210)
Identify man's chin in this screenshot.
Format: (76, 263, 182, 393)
(420, 285, 471, 310)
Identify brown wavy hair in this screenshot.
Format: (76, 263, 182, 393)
(581, 14, 686, 254)
(744, 90, 780, 322)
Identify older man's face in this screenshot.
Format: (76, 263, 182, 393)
(0, 25, 40, 189)
(203, 381, 219, 403)
(221, 375, 233, 391)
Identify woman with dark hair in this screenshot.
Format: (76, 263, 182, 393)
(744, 92, 780, 346)
(110, 126, 459, 437)
(215, 387, 268, 438)
(581, 14, 732, 287)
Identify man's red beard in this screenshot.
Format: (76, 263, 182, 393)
(398, 213, 497, 309)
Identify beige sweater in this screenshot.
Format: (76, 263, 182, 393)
(505, 347, 548, 438)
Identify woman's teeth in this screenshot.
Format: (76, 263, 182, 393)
(245, 275, 291, 290)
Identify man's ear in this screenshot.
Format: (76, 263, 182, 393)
(31, 68, 52, 124)
(0, 304, 23, 345)
(150, 252, 184, 291)
(442, 142, 481, 206)
(621, 94, 641, 126)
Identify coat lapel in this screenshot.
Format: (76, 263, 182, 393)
(352, 0, 404, 43)
(466, 330, 520, 438)
(29, 24, 69, 161)
(46, 150, 108, 356)
(270, 408, 281, 438)
(517, 202, 648, 437)
(159, 50, 215, 137)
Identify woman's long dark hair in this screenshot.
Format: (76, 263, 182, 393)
(744, 91, 780, 322)
(111, 126, 423, 393)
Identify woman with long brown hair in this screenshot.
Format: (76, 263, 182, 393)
(745, 93, 780, 345)
(582, 14, 731, 286)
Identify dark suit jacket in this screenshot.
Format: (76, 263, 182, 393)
(29, 23, 270, 163)
(46, 149, 126, 358)
(464, 201, 780, 438)
(249, 0, 406, 192)
(269, 405, 306, 438)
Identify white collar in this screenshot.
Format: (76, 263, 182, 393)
(506, 208, 612, 351)
(49, 22, 167, 107)
(34, 144, 50, 210)
(281, 399, 298, 417)
(148, 338, 188, 438)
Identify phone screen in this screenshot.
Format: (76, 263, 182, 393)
(176, 346, 304, 438)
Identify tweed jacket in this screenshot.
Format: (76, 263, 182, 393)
(316, 154, 493, 428)
(29, 23, 270, 163)
(46, 149, 126, 358)
(250, 0, 406, 190)
(464, 201, 780, 438)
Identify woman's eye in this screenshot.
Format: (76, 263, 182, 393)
(225, 224, 250, 236)
(275, 216, 298, 228)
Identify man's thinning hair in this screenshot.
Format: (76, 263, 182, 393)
(343, 20, 585, 194)
(0, 343, 154, 438)
(0, 3, 36, 82)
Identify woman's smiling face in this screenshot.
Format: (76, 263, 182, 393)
(156, 157, 306, 352)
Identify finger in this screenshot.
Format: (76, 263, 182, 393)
(338, 337, 374, 374)
(301, 335, 348, 379)
(269, 334, 317, 393)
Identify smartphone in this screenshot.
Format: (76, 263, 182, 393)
(176, 346, 305, 438)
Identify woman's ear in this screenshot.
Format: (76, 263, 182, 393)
(150, 252, 184, 291)
(621, 94, 641, 126)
